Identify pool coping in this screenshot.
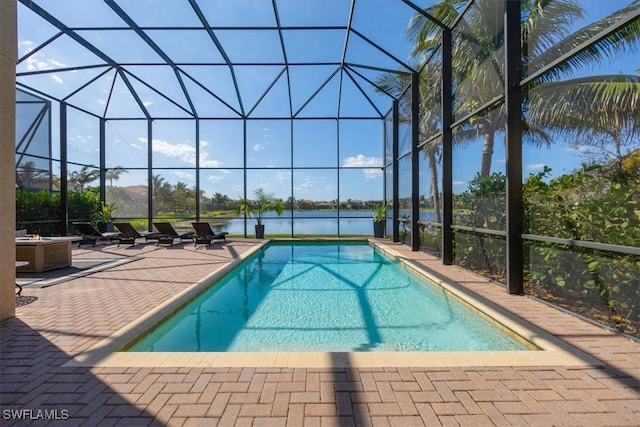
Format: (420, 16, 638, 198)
(64, 239, 603, 368)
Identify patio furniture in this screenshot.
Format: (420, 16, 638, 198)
(191, 222, 229, 247)
(72, 222, 120, 247)
(113, 222, 159, 247)
(15, 236, 81, 273)
(152, 222, 195, 246)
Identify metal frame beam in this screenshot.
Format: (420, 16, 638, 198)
(392, 101, 400, 243)
(505, 0, 523, 294)
(410, 72, 420, 251)
(60, 103, 68, 235)
(441, 28, 453, 265)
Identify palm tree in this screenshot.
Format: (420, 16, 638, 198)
(213, 192, 228, 210)
(105, 166, 128, 187)
(405, 0, 640, 176)
(16, 160, 49, 189)
(528, 74, 640, 173)
(375, 62, 445, 222)
(152, 174, 167, 214)
(69, 165, 99, 193)
(172, 181, 194, 213)
(524, 2, 640, 172)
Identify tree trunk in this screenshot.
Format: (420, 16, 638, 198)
(480, 131, 495, 177)
(427, 152, 441, 223)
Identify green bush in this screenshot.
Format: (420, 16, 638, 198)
(524, 165, 640, 336)
(16, 189, 101, 236)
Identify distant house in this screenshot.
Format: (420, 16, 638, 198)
(350, 199, 364, 209)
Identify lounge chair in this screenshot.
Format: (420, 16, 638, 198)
(72, 222, 120, 247)
(152, 222, 195, 246)
(191, 222, 229, 247)
(113, 222, 159, 247)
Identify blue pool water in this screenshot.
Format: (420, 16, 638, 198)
(129, 241, 529, 352)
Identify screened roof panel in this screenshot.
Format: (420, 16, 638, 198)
(31, 0, 126, 27)
(17, 33, 106, 75)
(345, 64, 398, 94)
(180, 77, 242, 118)
(350, 0, 417, 65)
(76, 30, 165, 63)
(179, 65, 241, 113)
(247, 72, 291, 118)
(17, 4, 60, 54)
(345, 69, 392, 113)
(196, 0, 277, 27)
(339, 75, 384, 118)
(17, 67, 109, 101)
(282, 29, 347, 63)
(109, 0, 203, 27)
(215, 30, 285, 64)
(104, 74, 147, 118)
(126, 76, 194, 118)
(17, 0, 435, 120)
(234, 65, 285, 114)
(64, 70, 118, 117)
(123, 66, 192, 112)
(294, 74, 340, 118)
(276, 0, 353, 27)
(345, 33, 412, 73)
(144, 30, 226, 64)
(16, 89, 47, 103)
(288, 65, 340, 114)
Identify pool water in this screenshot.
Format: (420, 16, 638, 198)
(129, 241, 529, 352)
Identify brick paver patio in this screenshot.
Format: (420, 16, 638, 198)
(2, 239, 639, 426)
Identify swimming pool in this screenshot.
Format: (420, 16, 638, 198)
(128, 241, 530, 352)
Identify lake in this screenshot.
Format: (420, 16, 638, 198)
(204, 210, 436, 236)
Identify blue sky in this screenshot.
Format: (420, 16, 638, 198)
(16, 1, 639, 202)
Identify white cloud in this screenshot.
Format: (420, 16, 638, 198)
(453, 180, 466, 186)
(205, 170, 232, 184)
(526, 163, 545, 170)
(200, 155, 221, 168)
(20, 40, 65, 85)
(342, 154, 383, 179)
(51, 74, 64, 85)
(173, 170, 194, 180)
(275, 171, 291, 182)
(19, 40, 33, 53)
(142, 101, 153, 107)
(149, 138, 194, 162)
(141, 137, 221, 167)
(253, 143, 264, 151)
(342, 154, 381, 168)
(296, 177, 316, 190)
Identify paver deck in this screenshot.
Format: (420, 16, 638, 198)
(2, 238, 639, 426)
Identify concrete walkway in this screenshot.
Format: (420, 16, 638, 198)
(2, 239, 639, 426)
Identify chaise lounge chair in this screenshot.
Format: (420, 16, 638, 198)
(191, 222, 229, 247)
(113, 222, 159, 247)
(152, 222, 195, 246)
(72, 222, 120, 247)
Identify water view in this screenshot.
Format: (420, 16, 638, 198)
(201, 210, 437, 236)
